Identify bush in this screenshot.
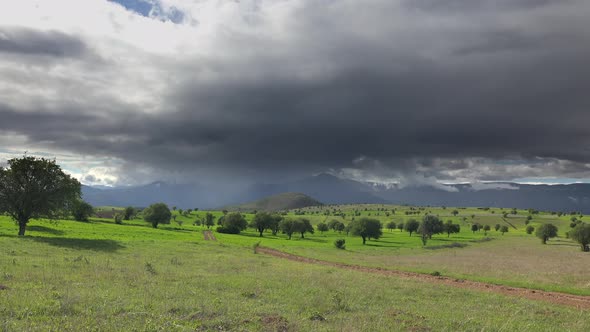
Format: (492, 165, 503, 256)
(216, 226, 240, 234)
(114, 213, 123, 225)
(334, 239, 346, 249)
(526, 225, 535, 234)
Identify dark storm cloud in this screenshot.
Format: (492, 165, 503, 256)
(0, 27, 87, 57)
(2, 0, 590, 183)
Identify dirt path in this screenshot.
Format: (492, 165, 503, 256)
(203, 230, 217, 241)
(255, 246, 590, 310)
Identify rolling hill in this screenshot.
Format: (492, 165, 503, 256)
(222, 192, 323, 212)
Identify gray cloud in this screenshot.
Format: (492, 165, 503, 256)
(0, 27, 87, 57)
(1, 1, 590, 185)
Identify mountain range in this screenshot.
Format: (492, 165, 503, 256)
(82, 173, 590, 213)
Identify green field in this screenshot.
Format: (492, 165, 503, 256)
(1, 205, 589, 331)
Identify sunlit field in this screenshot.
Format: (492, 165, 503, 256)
(1, 204, 589, 331)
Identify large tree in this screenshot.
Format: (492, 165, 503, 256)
(0, 156, 81, 236)
(349, 217, 382, 244)
(250, 211, 274, 237)
(569, 223, 590, 252)
(143, 203, 172, 228)
(536, 223, 558, 244)
(217, 212, 248, 234)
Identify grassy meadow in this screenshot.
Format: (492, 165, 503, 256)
(1, 204, 589, 331)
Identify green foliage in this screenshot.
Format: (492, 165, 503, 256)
(349, 217, 382, 245)
(397, 222, 404, 231)
(143, 203, 172, 228)
(71, 200, 94, 222)
(124, 206, 136, 220)
(419, 215, 444, 239)
(250, 211, 274, 237)
(500, 225, 509, 235)
(471, 224, 479, 234)
(536, 224, 558, 244)
(483, 225, 491, 235)
(494, 224, 501, 231)
(386, 221, 396, 232)
(217, 212, 248, 234)
(334, 238, 346, 249)
(0, 156, 81, 236)
(317, 222, 329, 234)
(526, 225, 535, 234)
(568, 223, 590, 252)
(114, 213, 123, 225)
(204, 212, 215, 228)
(405, 219, 419, 236)
(443, 220, 460, 237)
(278, 218, 314, 239)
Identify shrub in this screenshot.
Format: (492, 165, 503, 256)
(526, 225, 535, 234)
(114, 213, 123, 225)
(334, 239, 346, 249)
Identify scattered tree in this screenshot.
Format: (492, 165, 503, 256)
(494, 224, 501, 231)
(526, 225, 535, 234)
(452, 210, 459, 217)
(205, 212, 215, 229)
(317, 222, 329, 234)
(471, 224, 479, 234)
(386, 221, 396, 232)
(71, 200, 94, 222)
(250, 211, 274, 237)
(569, 223, 590, 252)
(349, 217, 382, 244)
(535, 223, 558, 244)
(124, 206, 136, 221)
(0, 156, 81, 236)
(443, 220, 460, 237)
(419, 215, 444, 239)
(483, 225, 491, 236)
(217, 212, 248, 234)
(397, 222, 404, 232)
(143, 203, 172, 228)
(500, 225, 509, 235)
(279, 219, 296, 239)
(405, 219, 419, 237)
(293, 218, 314, 238)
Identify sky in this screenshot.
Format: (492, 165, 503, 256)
(0, 0, 589, 187)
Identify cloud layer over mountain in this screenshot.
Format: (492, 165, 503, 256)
(1, 0, 589, 186)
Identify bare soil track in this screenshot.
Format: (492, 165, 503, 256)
(256, 246, 590, 310)
(203, 230, 217, 241)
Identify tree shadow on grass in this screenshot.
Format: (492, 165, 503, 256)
(29, 236, 125, 252)
(27, 225, 65, 235)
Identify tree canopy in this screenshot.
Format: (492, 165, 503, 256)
(0, 156, 81, 236)
(143, 203, 172, 228)
(569, 223, 590, 252)
(536, 223, 558, 244)
(71, 200, 94, 222)
(349, 217, 382, 244)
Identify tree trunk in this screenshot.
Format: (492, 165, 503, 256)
(542, 238, 547, 244)
(259, 229, 263, 237)
(301, 232, 304, 238)
(18, 221, 27, 236)
(362, 236, 366, 244)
